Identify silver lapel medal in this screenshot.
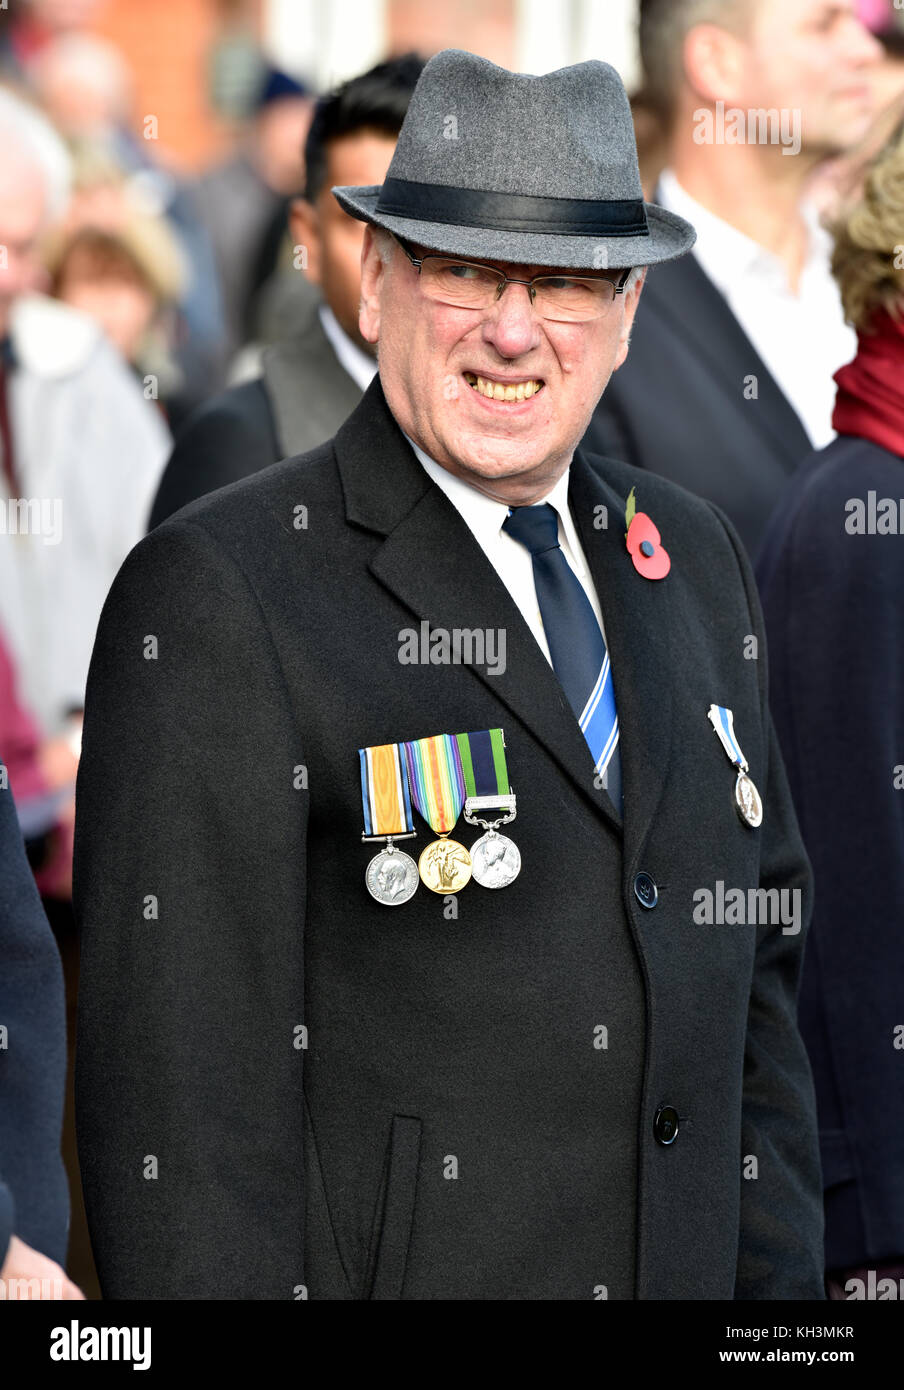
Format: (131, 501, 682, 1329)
(359, 741, 420, 905)
(707, 704, 763, 828)
(456, 727, 521, 889)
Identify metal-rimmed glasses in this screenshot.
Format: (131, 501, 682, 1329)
(391, 233, 632, 323)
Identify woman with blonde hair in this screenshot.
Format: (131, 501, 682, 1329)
(757, 102, 904, 1301)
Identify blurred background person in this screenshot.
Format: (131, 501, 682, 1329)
(808, 3, 904, 213)
(0, 768, 82, 1300)
(149, 53, 424, 528)
(859, 1, 904, 113)
(27, 30, 227, 427)
(44, 144, 187, 413)
(0, 88, 169, 759)
(195, 65, 315, 370)
(582, 0, 882, 556)
(0, 96, 169, 1300)
(0, 0, 104, 84)
(756, 102, 904, 1299)
(0, 625, 77, 904)
(48, 223, 181, 379)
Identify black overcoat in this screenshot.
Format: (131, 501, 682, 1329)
(74, 376, 824, 1299)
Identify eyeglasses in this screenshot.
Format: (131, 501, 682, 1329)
(392, 234, 632, 323)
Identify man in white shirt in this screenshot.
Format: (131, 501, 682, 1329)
(410, 435, 610, 667)
(584, 0, 883, 554)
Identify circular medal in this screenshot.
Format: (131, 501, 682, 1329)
(418, 837, 472, 894)
(365, 847, 420, 906)
(469, 830, 521, 889)
(735, 770, 763, 828)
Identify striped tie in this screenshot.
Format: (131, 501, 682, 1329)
(503, 503, 622, 810)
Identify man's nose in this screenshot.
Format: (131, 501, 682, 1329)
(846, 15, 884, 67)
(481, 281, 541, 358)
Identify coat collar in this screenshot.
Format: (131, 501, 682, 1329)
(334, 376, 674, 848)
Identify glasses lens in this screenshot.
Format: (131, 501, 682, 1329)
(417, 255, 619, 320)
(421, 258, 503, 307)
(533, 277, 616, 321)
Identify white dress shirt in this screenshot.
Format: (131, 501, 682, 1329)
(656, 168, 856, 450)
(318, 303, 379, 391)
(402, 431, 609, 666)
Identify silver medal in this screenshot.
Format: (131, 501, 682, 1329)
(469, 829, 521, 889)
(735, 770, 763, 828)
(708, 704, 764, 830)
(365, 846, 420, 906)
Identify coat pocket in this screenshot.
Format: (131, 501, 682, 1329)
(364, 1114, 422, 1300)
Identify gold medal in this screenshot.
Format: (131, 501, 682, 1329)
(404, 733, 472, 893)
(418, 835, 472, 893)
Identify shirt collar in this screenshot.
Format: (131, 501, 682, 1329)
(317, 302, 378, 391)
(402, 429, 579, 551)
(656, 167, 831, 296)
(656, 168, 765, 291)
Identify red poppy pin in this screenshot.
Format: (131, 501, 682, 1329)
(625, 487, 670, 580)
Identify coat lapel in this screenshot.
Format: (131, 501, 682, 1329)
(264, 301, 365, 458)
(335, 378, 675, 843)
(568, 450, 675, 857)
(644, 194, 813, 469)
(371, 484, 624, 834)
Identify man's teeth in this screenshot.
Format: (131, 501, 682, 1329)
(463, 372, 544, 401)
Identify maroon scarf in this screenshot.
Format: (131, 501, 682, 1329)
(832, 307, 904, 458)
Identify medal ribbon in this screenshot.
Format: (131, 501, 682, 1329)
(403, 733, 466, 835)
(708, 704, 748, 771)
(359, 741, 414, 836)
(455, 727, 509, 798)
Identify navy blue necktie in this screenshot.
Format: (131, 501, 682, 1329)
(503, 503, 622, 810)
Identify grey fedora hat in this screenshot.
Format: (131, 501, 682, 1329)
(332, 48, 696, 270)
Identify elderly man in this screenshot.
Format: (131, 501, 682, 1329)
(74, 50, 823, 1300)
(0, 90, 169, 747)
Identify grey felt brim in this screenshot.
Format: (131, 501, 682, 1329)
(332, 185, 696, 270)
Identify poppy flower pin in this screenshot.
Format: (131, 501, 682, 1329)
(625, 486, 670, 580)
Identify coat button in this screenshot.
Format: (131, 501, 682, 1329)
(654, 1106, 680, 1145)
(633, 871, 658, 908)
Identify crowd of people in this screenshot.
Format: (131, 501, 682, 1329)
(1, 0, 903, 1303)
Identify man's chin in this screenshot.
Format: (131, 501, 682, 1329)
(446, 444, 564, 492)
(451, 436, 549, 477)
(812, 110, 876, 158)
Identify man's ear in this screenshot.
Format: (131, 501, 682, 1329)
(683, 22, 747, 107)
(289, 197, 322, 285)
(359, 225, 385, 345)
(612, 268, 646, 372)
